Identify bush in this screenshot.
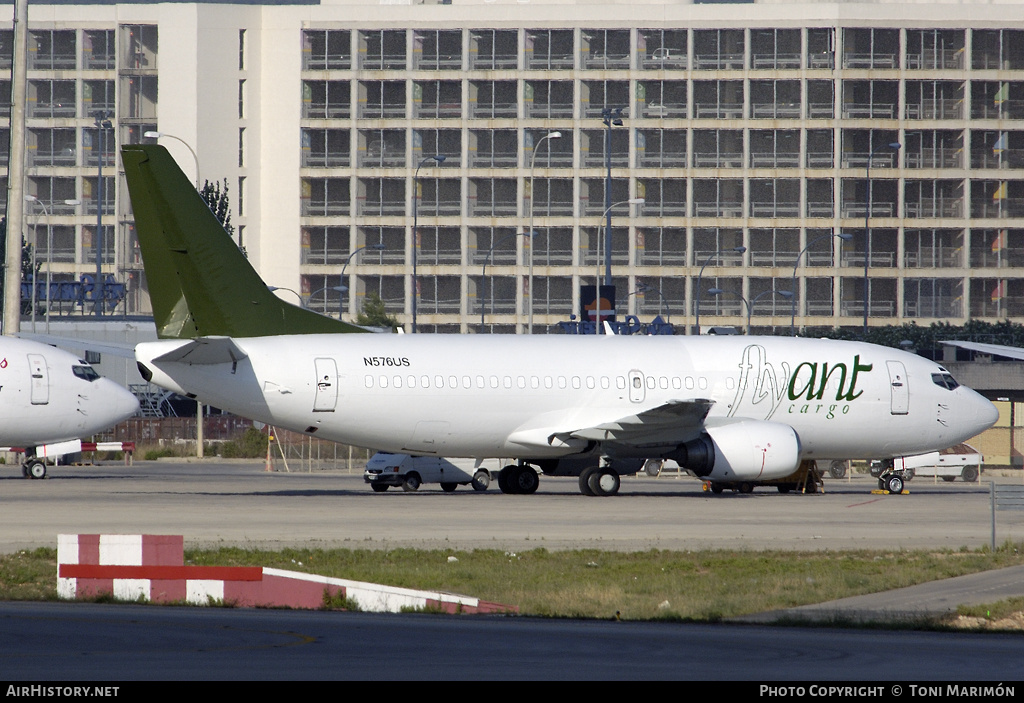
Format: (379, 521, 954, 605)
(221, 427, 269, 458)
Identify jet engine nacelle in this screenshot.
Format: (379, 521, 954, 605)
(666, 420, 801, 481)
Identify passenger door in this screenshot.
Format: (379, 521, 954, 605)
(28, 354, 48, 405)
(886, 360, 909, 415)
(313, 358, 338, 412)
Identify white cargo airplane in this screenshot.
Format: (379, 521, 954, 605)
(123, 144, 998, 496)
(0, 336, 139, 478)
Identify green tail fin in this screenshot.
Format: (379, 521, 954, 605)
(121, 144, 367, 338)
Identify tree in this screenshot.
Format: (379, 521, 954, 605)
(356, 292, 399, 331)
(199, 179, 234, 238)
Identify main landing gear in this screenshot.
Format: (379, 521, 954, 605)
(497, 464, 539, 494)
(579, 465, 621, 497)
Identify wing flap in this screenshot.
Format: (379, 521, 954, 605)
(549, 398, 714, 446)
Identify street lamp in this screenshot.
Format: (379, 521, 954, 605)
(863, 139, 901, 333)
(789, 232, 853, 336)
(694, 246, 746, 335)
(601, 107, 624, 286)
(267, 286, 304, 307)
(144, 131, 200, 188)
(710, 288, 793, 335)
(527, 130, 561, 334)
(307, 285, 347, 314)
(23, 195, 49, 333)
(480, 231, 535, 333)
(93, 113, 113, 317)
(593, 198, 643, 334)
(412, 154, 446, 333)
(340, 243, 386, 320)
(635, 281, 670, 323)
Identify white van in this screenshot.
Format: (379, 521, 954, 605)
(894, 443, 983, 483)
(363, 452, 494, 492)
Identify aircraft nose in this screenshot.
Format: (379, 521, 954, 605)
(978, 393, 1000, 432)
(108, 381, 141, 422)
(965, 389, 999, 437)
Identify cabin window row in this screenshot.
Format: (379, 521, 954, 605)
(362, 374, 710, 391)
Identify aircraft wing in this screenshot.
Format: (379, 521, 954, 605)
(548, 398, 715, 446)
(17, 333, 138, 359)
(151, 336, 249, 365)
(941, 340, 1024, 361)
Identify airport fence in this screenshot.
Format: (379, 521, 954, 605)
(96, 416, 374, 472)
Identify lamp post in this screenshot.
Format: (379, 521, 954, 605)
(635, 281, 670, 323)
(93, 113, 112, 317)
(307, 285, 347, 314)
(480, 231, 534, 333)
(694, 246, 746, 335)
(863, 139, 901, 333)
(527, 130, 561, 334)
(789, 232, 853, 336)
(600, 107, 624, 286)
(52, 199, 79, 333)
(267, 286, 304, 306)
(23, 195, 49, 333)
(710, 288, 792, 335)
(412, 154, 445, 333)
(593, 198, 643, 333)
(144, 131, 200, 188)
(340, 243, 386, 320)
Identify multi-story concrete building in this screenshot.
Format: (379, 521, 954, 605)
(6, 0, 1024, 333)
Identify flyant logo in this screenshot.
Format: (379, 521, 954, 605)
(728, 345, 873, 421)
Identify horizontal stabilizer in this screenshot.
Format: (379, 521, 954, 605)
(151, 337, 248, 365)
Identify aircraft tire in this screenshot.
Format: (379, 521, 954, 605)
(512, 466, 539, 494)
(589, 468, 620, 497)
(710, 483, 725, 494)
(886, 475, 904, 494)
(578, 466, 599, 496)
(471, 470, 490, 492)
(440, 482, 458, 492)
(402, 473, 421, 492)
(497, 466, 516, 494)
(737, 482, 754, 494)
(27, 461, 46, 480)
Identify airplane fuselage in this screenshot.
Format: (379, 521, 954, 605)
(0, 337, 140, 449)
(137, 334, 997, 466)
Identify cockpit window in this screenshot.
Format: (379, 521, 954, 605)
(72, 365, 100, 382)
(931, 373, 959, 391)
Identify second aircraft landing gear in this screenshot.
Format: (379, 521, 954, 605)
(22, 459, 47, 479)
